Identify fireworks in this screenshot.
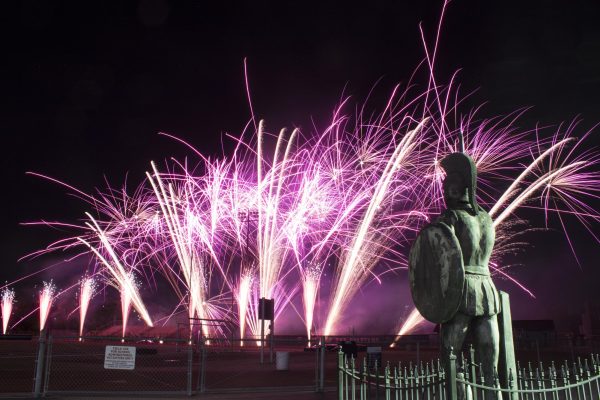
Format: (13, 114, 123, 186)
(79, 277, 96, 336)
(17, 102, 600, 339)
(13, 12, 600, 339)
(324, 118, 429, 336)
(301, 261, 323, 341)
(235, 272, 252, 344)
(1, 288, 15, 335)
(146, 162, 217, 337)
(39, 281, 56, 332)
(390, 308, 426, 348)
(256, 124, 300, 306)
(119, 273, 137, 337)
(77, 213, 153, 328)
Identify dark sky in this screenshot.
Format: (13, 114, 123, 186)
(3, 0, 600, 326)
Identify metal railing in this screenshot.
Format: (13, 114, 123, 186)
(337, 350, 447, 399)
(338, 350, 600, 400)
(455, 353, 600, 400)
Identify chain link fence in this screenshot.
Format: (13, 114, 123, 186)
(3, 331, 600, 398)
(197, 337, 329, 392)
(0, 333, 329, 397)
(43, 336, 194, 395)
(0, 335, 38, 395)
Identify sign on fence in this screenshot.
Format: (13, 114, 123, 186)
(104, 345, 136, 370)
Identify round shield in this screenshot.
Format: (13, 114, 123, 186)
(408, 222, 465, 323)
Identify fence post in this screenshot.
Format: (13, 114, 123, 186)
(375, 359, 379, 400)
(448, 349, 458, 400)
(260, 299, 265, 364)
(42, 336, 53, 396)
(469, 345, 478, 400)
(385, 364, 391, 400)
(338, 350, 344, 400)
(33, 329, 47, 398)
(315, 338, 319, 392)
(270, 318, 274, 364)
(319, 336, 325, 392)
(186, 344, 193, 396)
(200, 340, 207, 393)
(363, 362, 368, 400)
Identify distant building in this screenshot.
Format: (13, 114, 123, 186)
(512, 319, 556, 346)
(579, 302, 600, 338)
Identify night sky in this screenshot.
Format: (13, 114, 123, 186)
(3, 0, 600, 330)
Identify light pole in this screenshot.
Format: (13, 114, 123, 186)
(238, 209, 259, 351)
(238, 210, 258, 269)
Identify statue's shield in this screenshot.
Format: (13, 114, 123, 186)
(409, 223, 464, 323)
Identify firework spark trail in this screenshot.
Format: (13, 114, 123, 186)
(492, 163, 586, 227)
(79, 277, 96, 336)
(77, 213, 153, 327)
(491, 128, 600, 232)
(390, 307, 427, 347)
(279, 147, 344, 338)
(39, 281, 56, 332)
(324, 118, 428, 336)
(233, 121, 308, 340)
(153, 162, 234, 338)
(489, 138, 575, 218)
(257, 124, 299, 301)
(245, 280, 261, 344)
(301, 261, 323, 340)
(146, 163, 214, 337)
(1, 288, 15, 335)
(235, 273, 252, 345)
(120, 273, 134, 337)
(20, 172, 161, 266)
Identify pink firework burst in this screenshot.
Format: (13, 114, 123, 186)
(18, 2, 600, 341)
(301, 261, 323, 341)
(235, 271, 253, 345)
(1, 288, 15, 335)
(79, 277, 96, 337)
(39, 281, 56, 332)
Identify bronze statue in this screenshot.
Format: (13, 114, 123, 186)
(409, 143, 499, 398)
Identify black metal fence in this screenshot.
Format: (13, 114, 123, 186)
(337, 350, 600, 400)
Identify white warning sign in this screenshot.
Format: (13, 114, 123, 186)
(104, 345, 136, 370)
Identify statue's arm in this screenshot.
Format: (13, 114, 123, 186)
(434, 209, 458, 232)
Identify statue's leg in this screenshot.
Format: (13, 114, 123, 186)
(441, 312, 471, 361)
(472, 315, 500, 400)
(441, 313, 471, 400)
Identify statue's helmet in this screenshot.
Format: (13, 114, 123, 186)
(440, 152, 479, 214)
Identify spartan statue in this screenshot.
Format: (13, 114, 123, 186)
(409, 140, 500, 398)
